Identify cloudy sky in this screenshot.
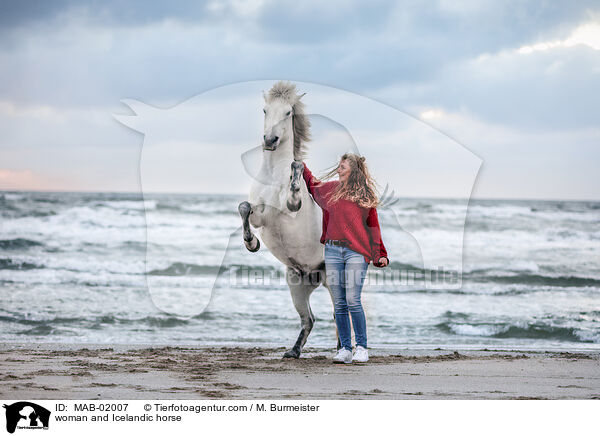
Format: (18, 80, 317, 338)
(1, 0, 599, 200)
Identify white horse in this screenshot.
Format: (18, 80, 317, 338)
(238, 81, 336, 358)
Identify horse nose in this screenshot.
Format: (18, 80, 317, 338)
(265, 135, 279, 146)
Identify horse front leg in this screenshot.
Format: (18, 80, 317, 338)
(238, 201, 260, 252)
(286, 160, 304, 212)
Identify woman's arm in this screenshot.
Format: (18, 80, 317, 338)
(366, 207, 389, 267)
(302, 164, 322, 201)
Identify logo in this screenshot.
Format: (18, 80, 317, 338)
(3, 402, 50, 434)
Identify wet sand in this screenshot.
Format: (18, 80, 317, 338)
(1, 344, 598, 400)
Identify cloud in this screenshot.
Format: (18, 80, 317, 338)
(373, 17, 600, 131)
(0, 2, 599, 198)
(0, 100, 143, 192)
(409, 107, 600, 200)
(517, 21, 600, 53)
(0, 100, 67, 120)
(0, 0, 209, 29)
(1, 1, 597, 107)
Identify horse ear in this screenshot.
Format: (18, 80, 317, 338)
(262, 90, 268, 102)
(113, 99, 155, 134)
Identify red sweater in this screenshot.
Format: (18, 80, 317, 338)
(303, 165, 389, 267)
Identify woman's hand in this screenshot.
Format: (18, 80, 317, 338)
(376, 257, 388, 267)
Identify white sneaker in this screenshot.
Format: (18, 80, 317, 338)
(353, 346, 369, 363)
(332, 348, 353, 364)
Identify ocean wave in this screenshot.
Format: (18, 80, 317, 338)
(487, 287, 593, 296)
(156, 202, 183, 212)
(2, 193, 25, 201)
(117, 315, 193, 328)
(18, 325, 60, 336)
(154, 202, 238, 216)
(363, 283, 599, 296)
(31, 197, 63, 204)
(121, 315, 190, 328)
(0, 315, 84, 326)
(92, 200, 152, 211)
(439, 311, 471, 320)
(0, 258, 41, 270)
(0, 238, 44, 249)
(530, 209, 600, 223)
(147, 262, 280, 277)
(578, 310, 600, 320)
(147, 262, 225, 276)
(0, 311, 291, 328)
(0, 313, 191, 329)
(364, 287, 473, 295)
(464, 260, 541, 275)
(468, 272, 600, 288)
(402, 203, 433, 211)
(436, 321, 598, 343)
(191, 311, 288, 322)
(1, 208, 57, 219)
(468, 204, 533, 218)
(327, 261, 598, 293)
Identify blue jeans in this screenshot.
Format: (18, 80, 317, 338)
(324, 242, 369, 350)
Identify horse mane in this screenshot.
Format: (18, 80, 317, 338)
(266, 81, 311, 161)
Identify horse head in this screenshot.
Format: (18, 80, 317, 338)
(262, 81, 310, 160)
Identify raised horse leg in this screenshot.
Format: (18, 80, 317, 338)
(286, 161, 304, 212)
(238, 201, 260, 252)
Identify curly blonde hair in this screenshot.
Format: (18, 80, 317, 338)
(318, 153, 379, 208)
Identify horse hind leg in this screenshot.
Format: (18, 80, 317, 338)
(283, 267, 318, 359)
(238, 201, 260, 252)
(319, 261, 342, 350)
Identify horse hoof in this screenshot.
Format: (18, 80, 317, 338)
(283, 349, 300, 359)
(238, 201, 251, 219)
(246, 237, 260, 252)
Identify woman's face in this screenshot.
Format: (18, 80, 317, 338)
(337, 159, 351, 183)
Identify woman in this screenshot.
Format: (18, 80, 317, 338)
(302, 153, 389, 364)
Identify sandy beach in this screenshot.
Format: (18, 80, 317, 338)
(1, 344, 598, 400)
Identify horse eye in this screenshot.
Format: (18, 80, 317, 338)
(286, 111, 291, 116)
(263, 109, 266, 114)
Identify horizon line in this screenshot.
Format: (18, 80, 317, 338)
(1, 188, 599, 203)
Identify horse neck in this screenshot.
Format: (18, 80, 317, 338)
(261, 139, 295, 174)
